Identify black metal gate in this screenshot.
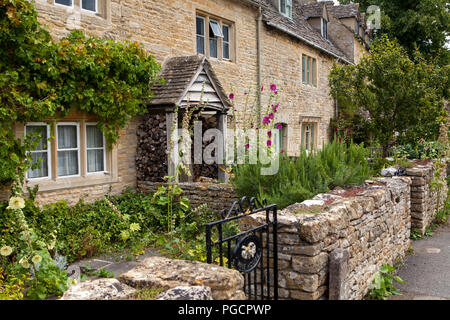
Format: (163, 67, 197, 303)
(205, 197, 278, 300)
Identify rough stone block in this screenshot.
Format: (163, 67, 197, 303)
(329, 248, 349, 300)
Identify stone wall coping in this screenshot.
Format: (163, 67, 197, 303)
(244, 177, 411, 244)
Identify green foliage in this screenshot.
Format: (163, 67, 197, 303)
(0, 267, 28, 300)
(231, 139, 370, 210)
(129, 288, 164, 300)
(0, 0, 161, 186)
(394, 141, 447, 160)
(339, 0, 450, 66)
(367, 264, 405, 300)
(330, 36, 448, 156)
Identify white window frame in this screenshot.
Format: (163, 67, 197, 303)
(54, 0, 74, 9)
(56, 122, 81, 178)
(279, 0, 292, 19)
(85, 122, 107, 175)
(81, 0, 98, 13)
(222, 23, 231, 61)
(196, 16, 206, 55)
(25, 123, 51, 181)
(208, 19, 221, 59)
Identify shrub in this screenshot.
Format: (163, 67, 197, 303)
(231, 139, 370, 209)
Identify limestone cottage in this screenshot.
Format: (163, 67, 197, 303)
(9, 0, 370, 205)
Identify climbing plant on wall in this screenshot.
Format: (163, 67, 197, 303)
(0, 0, 161, 188)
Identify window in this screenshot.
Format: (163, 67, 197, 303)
(26, 124, 50, 180)
(82, 0, 97, 12)
(302, 123, 316, 151)
(57, 123, 80, 177)
(86, 124, 105, 173)
(355, 20, 360, 36)
(275, 123, 288, 154)
(209, 19, 223, 58)
(321, 18, 328, 40)
(196, 14, 234, 61)
(302, 55, 317, 87)
(196, 16, 206, 55)
(222, 24, 230, 60)
(279, 0, 292, 19)
(55, 0, 73, 7)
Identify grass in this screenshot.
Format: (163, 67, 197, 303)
(129, 288, 165, 300)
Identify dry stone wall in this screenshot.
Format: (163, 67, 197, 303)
(242, 177, 412, 300)
(405, 161, 448, 235)
(137, 181, 238, 213)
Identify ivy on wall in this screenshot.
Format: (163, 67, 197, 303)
(0, 0, 161, 188)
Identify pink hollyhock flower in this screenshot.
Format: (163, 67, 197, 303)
(272, 104, 279, 113)
(229, 93, 234, 100)
(262, 116, 270, 125)
(339, 137, 342, 143)
(270, 84, 277, 92)
(267, 140, 272, 147)
(281, 149, 285, 154)
(250, 123, 254, 128)
(267, 131, 272, 138)
(261, 86, 264, 92)
(268, 113, 274, 120)
(276, 123, 283, 130)
(245, 144, 250, 150)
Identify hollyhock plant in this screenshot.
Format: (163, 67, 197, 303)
(267, 140, 272, 147)
(268, 131, 272, 138)
(270, 84, 277, 92)
(268, 113, 274, 120)
(262, 116, 270, 125)
(229, 93, 234, 100)
(276, 123, 283, 130)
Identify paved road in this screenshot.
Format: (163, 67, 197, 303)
(390, 221, 450, 300)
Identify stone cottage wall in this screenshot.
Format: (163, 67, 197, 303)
(242, 177, 411, 300)
(405, 161, 448, 235)
(137, 181, 238, 214)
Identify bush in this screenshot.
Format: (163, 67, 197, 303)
(394, 141, 446, 160)
(231, 140, 370, 209)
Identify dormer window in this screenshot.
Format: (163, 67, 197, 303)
(321, 18, 328, 39)
(355, 20, 360, 36)
(279, 0, 293, 19)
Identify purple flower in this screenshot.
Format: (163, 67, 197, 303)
(244, 91, 248, 96)
(262, 116, 270, 125)
(272, 104, 279, 113)
(270, 84, 277, 92)
(281, 149, 285, 154)
(250, 123, 254, 128)
(276, 123, 283, 130)
(261, 86, 264, 92)
(245, 144, 250, 150)
(267, 140, 272, 147)
(229, 93, 234, 100)
(268, 131, 272, 138)
(268, 113, 274, 120)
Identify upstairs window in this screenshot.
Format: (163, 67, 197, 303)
(302, 55, 317, 87)
(196, 14, 234, 61)
(222, 24, 230, 60)
(196, 16, 206, 55)
(82, 0, 97, 12)
(321, 18, 328, 40)
(279, 0, 293, 19)
(55, 0, 73, 7)
(209, 19, 223, 59)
